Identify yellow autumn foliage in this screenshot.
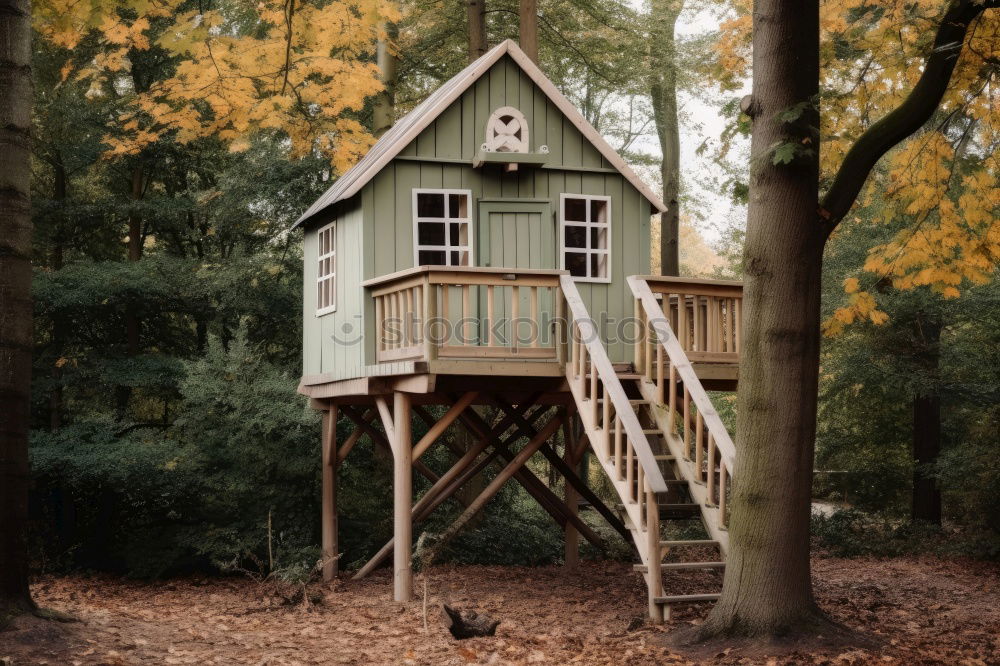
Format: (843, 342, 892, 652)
(35, 0, 400, 172)
(715, 0, 999, 334)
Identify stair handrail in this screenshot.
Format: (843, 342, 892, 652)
(560, 276, 668, 494)
(628, 275, 736, 542)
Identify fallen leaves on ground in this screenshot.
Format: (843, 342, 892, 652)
(2, 555, 997, 665)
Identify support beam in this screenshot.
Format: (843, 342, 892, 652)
(391, 392, 412, 602)
(341, 405, 454, 499)
(338, 408, 374, 464)
(456, 405, 606, 552)
(493, 399, 633, 545)
(352, 405, 549, 579)
(412, 391, 478, 461)
(419, 411, 565, 566)
(321, 405, 339, 581)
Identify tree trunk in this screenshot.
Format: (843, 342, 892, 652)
(467, 0, 487, 62)
(49, 154, 66, 430)
(649, 0, 682, 276)
(698, 0, 829, 638)
(911, 315, 941, 524)
(518, 0, 538, 63)
(0, 0, 37, 619)
(373, 26, 398, 137)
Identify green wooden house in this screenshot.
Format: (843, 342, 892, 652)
(294, 39, 745, 623)
(294, 39, 669, 383)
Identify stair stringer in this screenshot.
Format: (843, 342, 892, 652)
(634, 379, 730, 557)
(565, 371, 658, 574)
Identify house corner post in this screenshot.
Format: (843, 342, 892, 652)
(321, 404, 340, 581)
(392, 391, 413, 601)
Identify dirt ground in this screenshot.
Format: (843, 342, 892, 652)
(2, 555, 998, 665)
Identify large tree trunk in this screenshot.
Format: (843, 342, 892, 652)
(698, 0, 829, 637)
(518, 0, 538, 63)
(0, 0, 37, 620)
(649, 0, 682, 276)
(467, 0, 487, 62)
(911, 315, 941, 524)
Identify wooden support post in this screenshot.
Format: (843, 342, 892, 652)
(562, 415, 579, 569)
(321, 404, 339, 581)
(353, 405, 549, 580)
(391, 391, 412, 602)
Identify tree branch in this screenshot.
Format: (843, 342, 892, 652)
(820, 0, 999, 232)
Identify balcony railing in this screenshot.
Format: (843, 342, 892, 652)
(636, 275, 743, 364)
(363, 266, 567, 364)
(363, 267, 743, 368)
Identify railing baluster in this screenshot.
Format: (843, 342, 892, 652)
(683, 389, 691, 459)
(614, 415, 623, 480)
(668, 364, 677, 434)
(695, 410, 704, 482)
(626, 440, 635, 503)
(718, 464, 728, 529)
(656, 339, 665, 404)
(530, 286, 539, 348)
(707, 432, 717, 505)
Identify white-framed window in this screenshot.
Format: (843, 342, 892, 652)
(560, 194, 610, 282)
(412, 189, 474, 267)
(316, 221, 336, 315)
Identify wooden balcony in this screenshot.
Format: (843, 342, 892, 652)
(356, 267, 743, 386)
(362, 266, 567, 376)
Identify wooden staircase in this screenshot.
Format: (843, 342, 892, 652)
(560, 275, 737, 622)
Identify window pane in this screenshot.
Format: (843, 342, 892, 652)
(589, 199, 607, 223)
(457, 250, 471, 266)
(590, 227, 607, 250)
(564, 225, 586, 249)
(565, 252, 587, 277)
(419, 250, 447, 265)
(418, 222, 446, 245)
(417, 192, 445, 217)
(591, 252, 608, 278)
(449, 223, 460, 245)
(564, 197, 586, 222)
(450, 251, 461, 266)
(448, 193, 467, 218)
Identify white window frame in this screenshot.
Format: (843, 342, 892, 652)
(412, 188, 475, 268)
(559, 194, 611, 283)
(316, 220, 337, 315)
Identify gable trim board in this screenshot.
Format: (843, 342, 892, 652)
(294, 39, 666, 229)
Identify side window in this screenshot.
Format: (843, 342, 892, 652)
(560, 194, 610, 282)
(317, 221, 336, 314)
(413, 189, 474, 267)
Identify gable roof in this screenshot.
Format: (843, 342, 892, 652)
(294, 40, 666, 228)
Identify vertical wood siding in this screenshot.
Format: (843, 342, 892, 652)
(306, 55, 653, 379)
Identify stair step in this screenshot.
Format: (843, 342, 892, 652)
(642, 429, 664, 436)
(616, 372, 643, 380)
(634, 561, 726, 572)
(655, 593, 721, 604)
(659, 539, 720, 548)
(653, 454, 675, 461)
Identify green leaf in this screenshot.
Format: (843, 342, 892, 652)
(772, 142, 798, 165)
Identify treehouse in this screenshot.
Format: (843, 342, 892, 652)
(294, 40, 744, 622)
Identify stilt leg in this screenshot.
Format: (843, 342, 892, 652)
(321, 405, 339, 581)
(563, 415, 579, 569)
(392, 392, 413, 602)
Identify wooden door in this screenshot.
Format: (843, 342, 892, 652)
(476, 200, 554, 348)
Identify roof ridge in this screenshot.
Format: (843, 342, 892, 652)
(293, 39, 664, 229)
